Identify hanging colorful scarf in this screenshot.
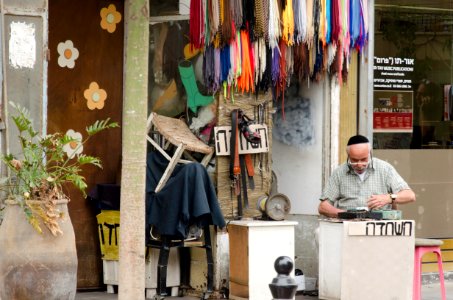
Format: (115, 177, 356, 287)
(189, 0, 205, 49)
(328, 43, 336, 70)
(254, 0, 266, 38)
(235, 30, 242, 80)
(341, 0, 350, 59)
(237, 29, 254, 93)
(208, 0, 220, 43)
(271, 47, 280, 85)
(313, 0, 320, 41)
(220, 45, 231, 83)
(318, 0, 326, 46)
(330, 0, 341, 43)
(231, 0, 243, 29)
(350, 0, 360, 49)
(277, 39, 287, 120)
(203, 45, 214, 91)
(268, 0, 281, 49)
(355, 0, 368, 52)
(262, 0, 270, 41)
(285, 43, 293, 86)
(243, 0, 256, 41)
(311, 40, 324, 82)
(308, 0, 321, 76)
(293, 43, 310, 82)
(325, 0, 332, 44)
(282, 0, 295, 46)
(204, 0, 211, 45)
(203, 45, 221, 92)
(215, 47, 221, 91)
(293, 0, 307, 44)
(361, 0, 369, 41)
(254, 38, 267, 86)
(221, 0, 234, 46)
(305, 0, 314, 48)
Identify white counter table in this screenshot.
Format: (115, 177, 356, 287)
(319, 219, 415, 300)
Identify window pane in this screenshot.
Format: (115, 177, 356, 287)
(373, 1, 453, 149)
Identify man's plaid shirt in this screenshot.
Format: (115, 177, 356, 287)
(320, 157, 410, 210)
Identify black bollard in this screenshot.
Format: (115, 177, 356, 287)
(269, 256, 298, 300)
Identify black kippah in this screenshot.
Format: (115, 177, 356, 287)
(347, 135, 369, 146)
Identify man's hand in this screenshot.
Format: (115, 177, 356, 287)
(367, 194, 391, 210)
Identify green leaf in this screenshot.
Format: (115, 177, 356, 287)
(77, 154, 102, 168)
(86, 118, 119, 136)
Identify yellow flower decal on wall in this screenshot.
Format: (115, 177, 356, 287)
(57, 40, 79, 69)
(100, 4, 122, 33)
(63, 129, 83, 159)
(84, 82, 107, 110)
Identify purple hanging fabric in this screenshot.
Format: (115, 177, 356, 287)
(271, 47, 280, 85)
(203, 45, 215, 92)
(355, 0, 367, 52)
(214, 47, 221, 92)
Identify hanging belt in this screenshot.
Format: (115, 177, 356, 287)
(230, 109, 259, 217)
(230, 109, 242, 217)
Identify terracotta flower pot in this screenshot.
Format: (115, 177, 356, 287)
(0, 199, 78, 300)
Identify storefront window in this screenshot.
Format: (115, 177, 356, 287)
(373, 1, 453, 149)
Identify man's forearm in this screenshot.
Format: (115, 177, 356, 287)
(318, 200, 344, 218)
(394, 189, 416, 204)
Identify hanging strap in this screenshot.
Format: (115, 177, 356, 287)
(230, 109, 242, 217)
(244, 153, 255, 190)
(239, 155, 249, 208)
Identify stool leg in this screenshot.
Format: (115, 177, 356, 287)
(413, 249, 422, 300)
(435, 251, 446, 300)
(204, 225, 213, 293)
(157, 237, 171, 296)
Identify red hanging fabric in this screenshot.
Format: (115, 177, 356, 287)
(189, 0, 204, 49)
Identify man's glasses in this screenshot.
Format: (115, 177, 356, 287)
(347, 158, 370, 166)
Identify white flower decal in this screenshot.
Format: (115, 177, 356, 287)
(63, 129, 83, 158)
(57, 40, 79, 69)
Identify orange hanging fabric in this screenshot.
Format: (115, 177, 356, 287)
(237, 29, 254, 93)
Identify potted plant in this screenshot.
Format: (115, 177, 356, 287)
(0, 102, 119, 300)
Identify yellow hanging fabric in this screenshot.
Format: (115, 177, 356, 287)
(319, 0, 326, 46)
(306, 0, 314, 49)
(281, 0, 295, 46)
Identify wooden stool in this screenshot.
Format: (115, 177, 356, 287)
(413, 238, 446, 300)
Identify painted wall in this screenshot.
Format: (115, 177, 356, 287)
(271, 82, 326, 280)
(272, 82, 324, 215)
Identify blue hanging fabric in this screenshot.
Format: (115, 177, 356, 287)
(220, 45, 231, 83)
(326, 0, 332, 44)
(349, 0, 360, 49)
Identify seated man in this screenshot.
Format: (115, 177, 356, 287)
(318, 135, 416, 218)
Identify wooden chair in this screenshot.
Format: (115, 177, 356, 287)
(146, 112, 215, 300)
(146, 112, 213, 192)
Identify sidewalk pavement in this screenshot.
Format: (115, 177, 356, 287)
(76, 281, 453, 299)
